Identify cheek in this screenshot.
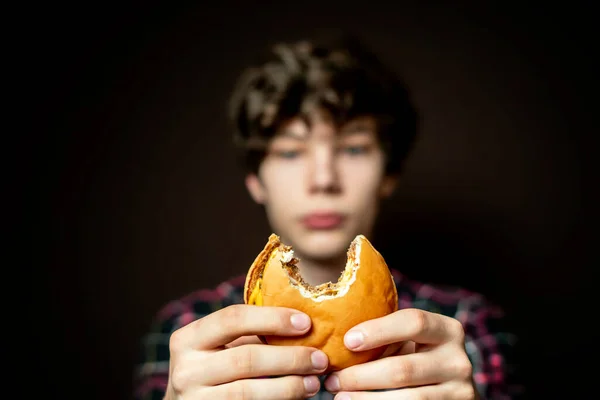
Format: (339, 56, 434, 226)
(340, 157, 386, 204)
(259, 160, 306, 209)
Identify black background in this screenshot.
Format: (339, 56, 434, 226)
(19, 1, 595, 399)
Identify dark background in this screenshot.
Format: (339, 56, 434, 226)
(20, 1, 595, 399)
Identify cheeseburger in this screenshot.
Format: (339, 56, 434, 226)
(244, 233, 398, 372)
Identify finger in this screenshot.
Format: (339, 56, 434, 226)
(377, 340, 416, 359)
(198, 375, 322, 400)
(172, 304, 311, 350)
(397, 341, 417, 355)
(225, 335, 263, 348)
(344, 308, 463, 351)
(332, 381, 476, 400)
(325, 348, 472, 392)
(201, 344, 329, 385)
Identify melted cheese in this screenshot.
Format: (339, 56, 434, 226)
(247, 279, 263, 306)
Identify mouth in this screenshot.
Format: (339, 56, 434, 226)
(300, 212, 347, 230)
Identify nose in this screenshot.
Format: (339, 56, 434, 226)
(308, 145, 341, 194)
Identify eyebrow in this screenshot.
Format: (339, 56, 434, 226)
(341, 121, 375, 132)
(276, 122, 374, 140)
(278, 130, 307, 140)
(339, 126, 374, 137)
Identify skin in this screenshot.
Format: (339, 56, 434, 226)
(164, 111, 478, 399)
(246, 111, 396, 286)
(165, 305, 327, 399)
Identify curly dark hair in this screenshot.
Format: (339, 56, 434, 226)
(228, 35, 419, 176)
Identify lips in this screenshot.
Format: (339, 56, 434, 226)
(301, 212, 346, 229)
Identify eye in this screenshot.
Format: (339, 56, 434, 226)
(341, 145, 369, 156)
(274, 149, 302, 159)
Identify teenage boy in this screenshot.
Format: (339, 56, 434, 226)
(135, 37, 519, 400)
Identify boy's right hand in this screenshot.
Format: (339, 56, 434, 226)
(164, 304, 329, 399)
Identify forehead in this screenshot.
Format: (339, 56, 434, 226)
(275, 112, 378, 140)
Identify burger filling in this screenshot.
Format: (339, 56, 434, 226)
(281, 239, 361, 302)
(247, 278, 263, 306)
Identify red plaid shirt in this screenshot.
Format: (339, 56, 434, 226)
(134, 269, 522, 399)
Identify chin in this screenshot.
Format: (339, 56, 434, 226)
(295, 230, 357, 261)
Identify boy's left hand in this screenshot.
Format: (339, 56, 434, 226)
(324, 308, 478, 399)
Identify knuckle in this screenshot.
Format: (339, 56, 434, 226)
(407, 308, 428, 334)
(449, 318, 466, 340)
(290, 349, 304, 371)
(465, 385, 477, 400)
(226, 380, 249, 400)
(222, 305, 244, 329)
(452, 356, 474, 380)
(370, 324, 387, 343)
(343, 373, 360, 390)
(263, 312, 284, 332)
(229, 347, 255, 375)
(169, 328, 186, 353)
(169, 353, 207, 393)
(457, 383, 476, 399)
(169, 364, 190, 393)
(390, 359, 415, 387)
(286, 376, 307, 399)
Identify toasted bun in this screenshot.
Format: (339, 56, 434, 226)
(244, 233, 398, 372)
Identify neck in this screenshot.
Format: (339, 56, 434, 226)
(295, 254, 348, 286)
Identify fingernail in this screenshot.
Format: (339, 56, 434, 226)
(311, 350, 328, 370)
(303, 375, 320, 394)
(335, 394, 351, 400)
(344, 330, 364, 349)
(325, 374, 340, 392)
(290, 313, 311, 330)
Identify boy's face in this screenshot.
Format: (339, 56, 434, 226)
(245, 112, 397, 262)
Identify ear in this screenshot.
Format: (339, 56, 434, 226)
(379, 175, 398, 199)
(245, 173, 267, 204)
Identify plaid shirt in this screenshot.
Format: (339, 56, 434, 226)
(134, 269, 522, 399)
